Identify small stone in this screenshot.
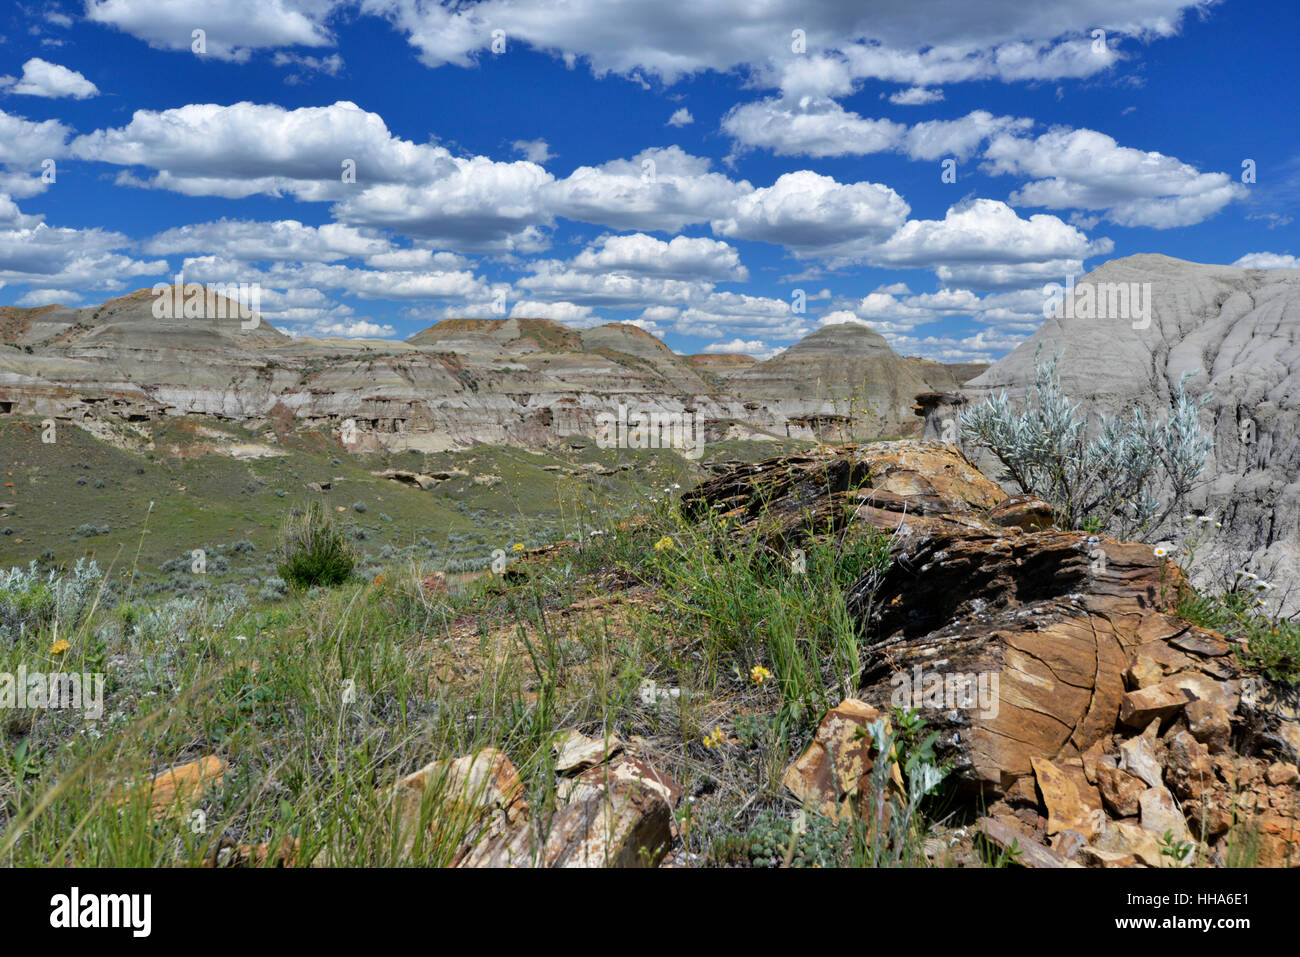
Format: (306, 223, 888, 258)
(1165, 672, 1240, 714)
(1096, 764, 1148, 818)
(1127, 655, 1164, 690)
(1171, 630, 1230, 657)
(1092, 820, 1163, 868)
(1186, 699, 1232, 753)
(783, 699, 901, 820)
(1139, 786, 1194, 849)
(1119, 730, 1165, 789)
(1119, 683, 1189, 727)
(1164, 730, 1215, 802)
(1081, 739, 1115, 785)
(1266, 762, 1300, 786)
(1033, 757, 1103, 839)
(115, 755, 226, 821)
(552, 729, 623, 774)
(1051, 828, 1088, 860)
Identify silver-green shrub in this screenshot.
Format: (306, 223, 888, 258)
(960, 349, 1213, 538)
(0, 558, 103, 642)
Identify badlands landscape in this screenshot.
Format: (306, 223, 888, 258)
(0, 1, 1296, 909)
(2, 253, 1298, 874)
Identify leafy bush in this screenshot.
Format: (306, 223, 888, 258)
(960, 349, 1212, 537)
(275, 502, 356, 590)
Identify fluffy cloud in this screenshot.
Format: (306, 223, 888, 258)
(569, 233, 748, 281)
(86, 0, 338, 61)
(711, 170, 909, 255)
(887, 86, 945, 105)
(1, 59, 99, 98)
(889, 85, 941, 104)
(870, 198, 1107, 270)
(516, 261, 707, 309)
(547, 146, 749, 232)
(512, 139, 553, 163)
(722, 96, 904, 158)
(180, 255, 492, 304)
(839, 36, 1121, 87)
(508, 299, 597, 323)
(144, 219, 390, 262)
(0, 109, 72, 166)
(725, 100, 1029, 163)
(983, 127, 1247, 228)
(309, 319, 397, 338)
(666, 108, 693, 127)
(73, 101, 557, 251)
(0, 220, 167, 291)
(824, 284, 1045, 336)
(365, 0, 1199, 85)
(71, 101, 434, 199)
(670, 291, 805, 339)
(901, 110, 1032, 161)
(1234, 252, 1300, 270)
(332, 157, 554, 251)
(14, 288, 82, 305)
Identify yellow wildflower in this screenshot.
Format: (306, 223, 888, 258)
(703, 727, 726, 748)
(750, 665, 773, 686)
(50, 639, 70, 655)
(653, 536, 674, 552)
(512, 542, 526, 552)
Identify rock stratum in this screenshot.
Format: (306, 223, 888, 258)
(0, 288, 980, 452)
(683, 442, 1299, 868)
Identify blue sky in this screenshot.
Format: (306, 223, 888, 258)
(1, 0, 1296, 361)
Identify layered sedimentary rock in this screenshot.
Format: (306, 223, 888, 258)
(687, 440, 1299, 866)
(0, 289, 977, 452)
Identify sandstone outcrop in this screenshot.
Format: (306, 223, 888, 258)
(688, 440, 1298, 867)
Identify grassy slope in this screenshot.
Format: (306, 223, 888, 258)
(0, 479, 958, 868)
(0, 415, 809, 592)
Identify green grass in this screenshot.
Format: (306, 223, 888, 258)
(1177, 585, 1300, 684)
(275, 502, 356, 590)
(0, 441, 949, 868)
(0, 414, 811, 600)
